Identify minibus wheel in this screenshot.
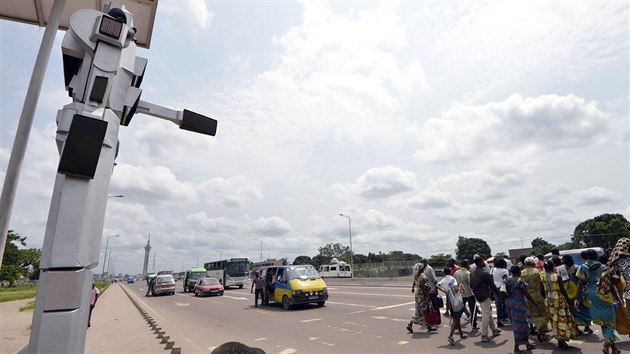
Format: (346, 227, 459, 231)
(282, 295, 291, 310)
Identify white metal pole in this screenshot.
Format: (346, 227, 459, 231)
(0, 0, 67, 269)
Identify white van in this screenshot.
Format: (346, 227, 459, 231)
(319, 261, 352, 278)
(545, 247, 605, 266)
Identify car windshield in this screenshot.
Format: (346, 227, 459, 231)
(287, 265, 321, 280)
(156, 276, 174, 283)
(202, 278, 220, 285)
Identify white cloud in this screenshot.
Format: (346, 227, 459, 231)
(410, 94, 614, 163)
(576, 186, 617, 206)
(197, 175, 263, 208)
(334, 166, 418, 199)
(110, 163, 198, 204)
(251, 216, 292, 236)
(159, 1, 214, 33)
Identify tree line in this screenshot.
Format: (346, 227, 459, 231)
(292, 213, 630, 269)
(2, 213, 628, 285)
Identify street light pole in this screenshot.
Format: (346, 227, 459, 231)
(102, 234, 119, 278)
(254, 238, 262, 262)
(339, 214, 353, 271)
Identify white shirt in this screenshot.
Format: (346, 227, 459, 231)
(491, 267, 509, 289)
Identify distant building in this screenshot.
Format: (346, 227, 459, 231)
(509, 248, 533, 260)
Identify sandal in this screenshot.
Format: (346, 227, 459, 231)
(526, 343, 536, 350)
(406, 323, 413, 333)
(447, 336, 455, 345)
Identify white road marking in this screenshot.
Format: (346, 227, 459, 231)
(125, 291, 167, 321)
(254, 337, 266, 342)
(373, 302, 414, 310)
(174, 302, 189, 307)
(326, 301, 376, 308)
(222, 295, 248, 300)
(371, 316, 387, 320)
(398, 341, 409, 345)
(278, 349, 297, 354)
(329, 290, 409, 298)
(308, 337, 319, 340)
(322, 342, 335, 346)
(300, 318, 323, 323)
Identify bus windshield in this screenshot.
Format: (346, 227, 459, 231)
(226, 261, 249, 276)
(288, 265, 321, 280)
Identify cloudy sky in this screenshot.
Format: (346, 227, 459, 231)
(1, 1, 628, 276)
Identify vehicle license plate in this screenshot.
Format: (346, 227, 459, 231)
(309, 296, 318, 300)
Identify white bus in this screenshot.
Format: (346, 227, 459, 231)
(319, 261, 352, 278)
(204, 258, 250, 289)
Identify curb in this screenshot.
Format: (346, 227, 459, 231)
(119, 285, 181, 354)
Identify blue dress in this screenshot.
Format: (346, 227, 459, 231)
(505, 277, 529, 345)
(576, 260, 617, 343)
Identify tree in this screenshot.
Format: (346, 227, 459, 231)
(428, 253, 451, 267)
(455, 236, 491, 261)
(292, 255, 313, 265)
(531, 237, 556, 255)
(1, 231, 41, 286)
(317, 243, 350, 259)
(572, 213, 630, 249)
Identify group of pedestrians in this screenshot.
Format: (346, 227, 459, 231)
(405, 238, 630, 354)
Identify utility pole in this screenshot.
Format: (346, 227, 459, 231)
(339, 213, 353, 273)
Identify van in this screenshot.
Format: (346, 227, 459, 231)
(545, 247, 605, 266)
(260, 265, 328, 310)
(183, 267, 208, 292)
(319, 261, 352, 278)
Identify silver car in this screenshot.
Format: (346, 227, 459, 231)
(150, 274, 176, 296)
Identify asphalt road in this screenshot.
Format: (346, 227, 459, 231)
(124, 281, 621, 354)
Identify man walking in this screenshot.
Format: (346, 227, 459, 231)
(470, 257, 501, 342)
(454, 260, 478, 330)
(251, 272, 264, 307)
(88, 283, 99, 328)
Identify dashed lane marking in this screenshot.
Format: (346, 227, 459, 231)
(373, 302, 414, 310)
(398, 341, 409, 345)
(278, 349, 298, 354)
(326, 301, 376, 308)
(254, 337, 266, 342)
(300, 318, 323, 323)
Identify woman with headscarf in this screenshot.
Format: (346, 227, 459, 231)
(561, 254, 593, 335)
(406, 262, 437, 333)
(576, 249, 621, 354)
(541, 260, 577, 350)
(521, 256, 550, 342)
(602, 238, 630, 336)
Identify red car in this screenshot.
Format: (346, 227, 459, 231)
(194, 277, 224, 297)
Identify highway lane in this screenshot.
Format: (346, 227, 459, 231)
(123, 282, 613, 354)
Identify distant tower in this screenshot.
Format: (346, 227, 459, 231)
(142, 234, 151, 276)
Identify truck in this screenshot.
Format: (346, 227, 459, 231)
(183, 267, 208, 292)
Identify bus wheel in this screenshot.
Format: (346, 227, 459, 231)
(316, 301, 325, 307)
(282, 295, 291, 310)
(239, 284, 243, 289)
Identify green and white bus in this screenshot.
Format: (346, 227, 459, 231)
(204, 258, 250, 289)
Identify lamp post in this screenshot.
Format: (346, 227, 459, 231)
(254, 238, 262, 262)
(339, 213, 353, 271)
(102, 234, 119, 277)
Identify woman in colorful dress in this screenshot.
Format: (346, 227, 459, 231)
(602, 239, 630, 337)
(541, 260, 577, 350)
(576, 249, 621, 354)
(504, 265, 537, 354)
(521, 256, 550, 342)
(562, 254, 594, 335)
(407, 262, 437, 333)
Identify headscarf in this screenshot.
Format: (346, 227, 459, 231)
(413, 262, 425, 277)
(599, 237, 630, 294)
(523, 256, 536, 266)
